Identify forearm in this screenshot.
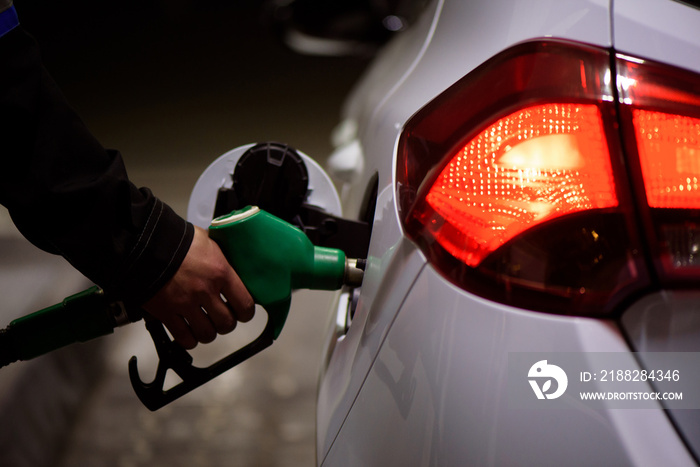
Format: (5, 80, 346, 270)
(0, 26, 194, 305)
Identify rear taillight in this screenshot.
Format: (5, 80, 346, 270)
(398, 40, 700, 316)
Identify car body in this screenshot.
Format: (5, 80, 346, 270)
(312, 0, 700, 465)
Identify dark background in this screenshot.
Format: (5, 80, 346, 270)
(13, 1, 369, 215)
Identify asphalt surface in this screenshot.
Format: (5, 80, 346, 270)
(1, 2, 369, 466)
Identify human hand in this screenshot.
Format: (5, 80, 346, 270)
(143, 226, 255, 349)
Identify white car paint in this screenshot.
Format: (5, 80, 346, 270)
(614, 0, 700, 75)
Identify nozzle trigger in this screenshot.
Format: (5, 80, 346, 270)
(128, 314, 276, 411)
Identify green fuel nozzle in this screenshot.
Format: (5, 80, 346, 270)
(129, 206, 364, 409)
(209, 205, 364, 338)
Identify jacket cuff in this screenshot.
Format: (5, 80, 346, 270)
(116, 196, 195, 305)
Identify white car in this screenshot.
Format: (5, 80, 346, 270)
(304, 0, 700, 465)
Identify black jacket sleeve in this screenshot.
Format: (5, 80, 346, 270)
(0, 26, 194, 305)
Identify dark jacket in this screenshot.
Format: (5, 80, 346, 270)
(0, 20, 194, 305)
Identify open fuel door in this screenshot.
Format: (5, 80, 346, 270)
(188, 142, 369, 259)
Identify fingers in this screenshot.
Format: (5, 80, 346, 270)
(161, 315, 198, 350)
(202, 294, 237, 335)
(162, 300, 238, 350)
(197, 271, 255, 340)
(220, 269, 256, 324)
(185, 308, 217, 344)
(158, 278, 254, 349)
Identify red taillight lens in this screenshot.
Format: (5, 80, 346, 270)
(399, 41, 651, 316)
(424, 103, 617, 267)
(634, 110, 700, 210)
(617, 56, 700, 281)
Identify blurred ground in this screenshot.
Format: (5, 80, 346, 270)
(1, 1, 369, 466)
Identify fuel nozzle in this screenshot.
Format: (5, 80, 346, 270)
(209, 206, 364, 338)
(344, 258, 365, 288)
(128, 205, 364, 411)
